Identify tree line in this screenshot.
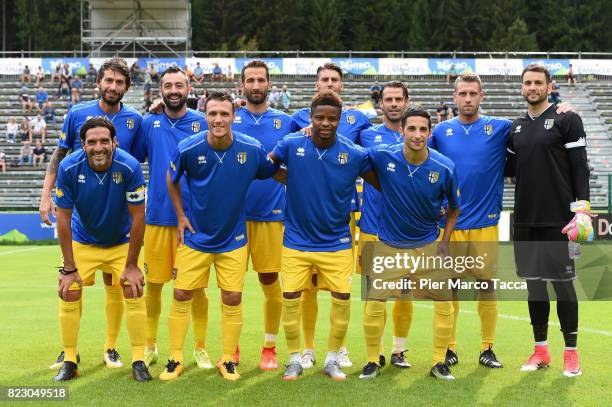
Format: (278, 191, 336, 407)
(2, 0, 612, 53)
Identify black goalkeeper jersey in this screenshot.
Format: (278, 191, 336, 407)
(508, 104, 588, 227)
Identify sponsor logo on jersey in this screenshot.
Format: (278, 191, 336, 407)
(78, 174, 86, 183)
(237, 152, 247, 164)
(445, 128, 453, 136)
(127, 118, 135, 129)
(234, 116, 242, 124)
(347, 115, 355, 125)
(274, 119, 282, 129)
(338, 152, 348, 165)
(428, 171, 439, 183)
(296, 147, 305, 157)
(192, 122, 201, 133)
(272, 209, 282, 215)
(514, 125, 521, 133)
(340, 237, 350, 243)
(387, 162, 396, 172)
(235, 234, 245, 241)
(484, 124, 493, 135)
(112, 172, 123, 184)
(544, 119, 554, 130)
(198, 155, 206, 165)
(374, 134, 382, 143)
(153, 120, 161, 128)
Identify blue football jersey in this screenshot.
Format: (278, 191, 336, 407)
(169, 131, 279, 253)
(59, 100, 144, 161)
(55, 148, 146, 246)
(272, 133, 372, 251)
(139, 109, 207, 226)
(430, 116, 511, 230)
(358, 124, 403, 235)
(369, 145, 461, 247)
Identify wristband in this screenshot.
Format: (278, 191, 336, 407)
(58, 267, 78, 275)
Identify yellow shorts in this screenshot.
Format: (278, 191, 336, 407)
(356, 231, 379, 275)
(281, 246, 353, 294)
(144, 225, 178, 283)
(246, 221, 283, 273)
(447, 225, 499, 280)
(350, 212, 356, 258)
(70, 242, 130, 290)
(173, 244, 248, 292)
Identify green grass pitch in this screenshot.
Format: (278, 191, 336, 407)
(1, 245, 611, 406)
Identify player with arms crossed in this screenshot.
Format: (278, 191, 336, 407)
(160, 92, 281, 381)
(42, 58, 144, 370)
(52, 117, 150, 382)
(292, 62, 372, 369)
(360, 107, 460, 380)
(270, 90, 378, 381)
(507, 64, 591, 377)
(137, 66, 210, 369)
(357, 81, 413, 369)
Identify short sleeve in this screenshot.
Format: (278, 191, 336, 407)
(54, 167, 74, 209)
(272, 136, 289, 163)
(130, 123, 148, 163)
(358, 147, 373, 175)
(125, 163, 146, 205)
(561, 113, 587, 150)
(506, 130, 516, 156)
(256, 145, 280, 180)
(445, 167, 461, 209)
(58, 110, 74, 149)
(169, 146, 184, 184)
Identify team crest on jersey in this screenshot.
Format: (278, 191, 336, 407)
(296, 147, 305, 157)
(386, 162, 396, 172)
(198, 155, 206, 165)
(56, 188, 64, 198)
(274, 119, 282, 129)
(445, 128, 453, 137)
(153, 120, 161, 128)
(347, 115, 356, 125)
(374, 134, 382, 143)
(126, 118, 135, 129)
(237, 152, 247, 164)
(544, 119, 554, 130)
(192, 122, 201, 133)
(484, 124, 493, 135)
(428, 171, 439, 184)
(515, 125, 522, 134)
(112, 172, 123, 184)
(78, 174, 86, 183)
(338, 152, 348, 165)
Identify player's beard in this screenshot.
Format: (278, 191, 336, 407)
(383, 109, 402, 125)
(245, 88, 268, 105)
(87, 146, 114, 171)
(523, 91, 548, 106)
(100, 87, 124, 106)
(162, 92, 188, 112)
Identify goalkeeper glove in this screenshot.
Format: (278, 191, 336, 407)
(561, 200, 595, 242)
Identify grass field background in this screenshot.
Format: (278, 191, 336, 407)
(1, 244, 611, 406)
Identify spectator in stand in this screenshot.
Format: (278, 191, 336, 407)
(280, 84, 292, 112)
(149, 64, 159, 83)
(35, 87, 48, 112)
(22, 65, 31, 83)
(71, 75, 83, 105)
(269, 85, 281, 109)
(35, 66, 45, 86)
(436, 100, 453, 123)
(86, 63, 97, 83)
(6, 117, 18, 143)
(61, 63, 70, 78)
(184, 64, 194, 81)
(51, 65, 61, 83)
(446, 64, 460, 84)
(549, 79, 562, 104)
(226, 64, 234, 81)
(31, 114, 47, 143)
(130, 62, 142, 86)
(231, 86, 244, 103)
(143, 68, 153, 102)
(32, 140, 47, 167)
(58, 74, 71, 99)
(196, 90, 208, 112)
(42, 101, 56, 124)
(0, 151, 6, 173)
(566, 63, 577, 87)
(19, 117, 32, 143)
(193, 62, 205, 84)
(369, 81, 382, 107)
(212, 63, 222, 81)
(19, 141, 32, 166)
(20, 86, 32, 114)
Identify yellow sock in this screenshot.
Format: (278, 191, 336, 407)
(104, 285, 124, 350)
(432, 301, 454, 366)
(168, 298, 192, 363)
(448, 292, 459, 352)
(392, 299, 413, 353)
(283, 297, 301, 354)
(478, 290, 498, 350)
(59, 298, 81, 363)
(125, 296, 146, 362)
(364, 301, 386, 363)
(329, 297, 350, 352)
(261, 280, 282, 348)
(301, 288, 318, 349)
(191, 289, 209, 349)
(78, 295, 83, 317)
(221, 303, 242, 362)
(145, 282, 163, 348)
(378, 306, 388, 354)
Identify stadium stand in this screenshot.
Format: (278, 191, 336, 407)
(0, 77, 609, 210)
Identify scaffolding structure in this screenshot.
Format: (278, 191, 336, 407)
(81, 0, 191, 57)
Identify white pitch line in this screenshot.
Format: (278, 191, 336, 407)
(0, 246, 52, 256)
